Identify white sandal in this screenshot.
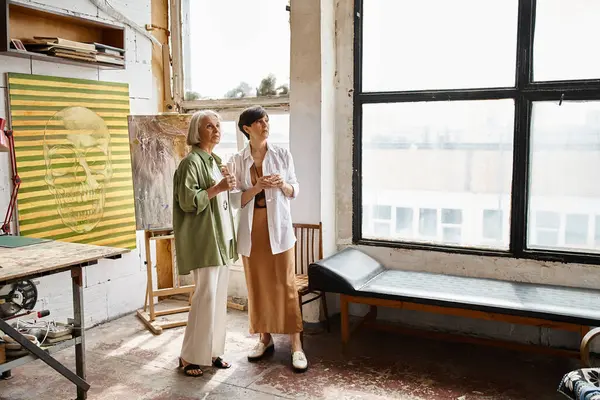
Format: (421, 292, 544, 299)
(291, 351, 308, 372)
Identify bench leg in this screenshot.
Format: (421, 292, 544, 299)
(341, 295, 350, 350)
(321, 292, 331, 333)
(367, 305, 377, 322)
(580, 326, 600, 367)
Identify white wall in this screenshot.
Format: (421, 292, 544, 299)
(290, 0, 322, 226)
(288, 0, 337, 323)
(0, 0, 157, 328)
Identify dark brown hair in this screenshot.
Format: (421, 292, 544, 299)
(238, 106, 268, 139)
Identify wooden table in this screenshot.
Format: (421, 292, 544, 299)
(0, 239, 129, 400)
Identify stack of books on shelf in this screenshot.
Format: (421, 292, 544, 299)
(18, 37, 125, 66)
(93, 42, 125, 66)
(21, 37, 97, 62)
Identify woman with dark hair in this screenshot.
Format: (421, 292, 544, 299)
(228, 106, 307, 372)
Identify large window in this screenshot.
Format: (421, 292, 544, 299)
(179, 0, 291, 156)
(182, 0, 290, 101)
(355, 0, 600, 263)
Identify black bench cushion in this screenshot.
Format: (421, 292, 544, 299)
(307, 247, 385, 294)
(308, 248, 600, 326)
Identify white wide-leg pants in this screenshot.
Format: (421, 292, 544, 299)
(180, 265, 229, 366)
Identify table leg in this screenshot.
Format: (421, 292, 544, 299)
(72, 266, 87, 400)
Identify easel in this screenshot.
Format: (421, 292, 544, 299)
(136, 228, 195, 334)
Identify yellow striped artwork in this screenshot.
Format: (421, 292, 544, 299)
(7, 73, 136, 250)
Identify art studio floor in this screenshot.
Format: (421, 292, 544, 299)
(0, 305, 579, 400)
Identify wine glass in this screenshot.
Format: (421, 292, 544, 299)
(266, 168, 279, 202)
(226, 160, 240, 193)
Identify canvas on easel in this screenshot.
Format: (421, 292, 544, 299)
(127, 115, 196, 334)
(127, 114, 191, 230)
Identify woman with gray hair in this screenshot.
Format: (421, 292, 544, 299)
(173, 109, 237, 377)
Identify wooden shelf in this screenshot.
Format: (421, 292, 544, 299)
(2, 48, 125, 69)
(0, 337, 82, 374)
(0, 0, 126, 70)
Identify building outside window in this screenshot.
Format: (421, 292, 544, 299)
(395, 207, 414, 237)
(441, 209, 462, 244)
(482, 209, 503, 242)
(532, 211, 560, 248)
(564, 214, 589, 247)
(372, 205, 392, 237)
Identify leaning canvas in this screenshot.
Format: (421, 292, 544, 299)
(127, 114, 191, 230)
(7, 73, 137, 250)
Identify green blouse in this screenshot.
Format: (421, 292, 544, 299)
(172, 146, 238, 275)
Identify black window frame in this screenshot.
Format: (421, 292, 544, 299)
(352, 0, 600, 265)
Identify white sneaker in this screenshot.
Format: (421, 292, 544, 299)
(291, 351, 308, 372)
(247, 338, 274, 361)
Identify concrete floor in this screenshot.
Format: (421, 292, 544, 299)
(0, 306, 580, 399)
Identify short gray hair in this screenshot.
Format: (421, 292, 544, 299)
(186, 109, 220, 146)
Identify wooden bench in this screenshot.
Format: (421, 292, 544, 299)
(308, 248, 600, 362)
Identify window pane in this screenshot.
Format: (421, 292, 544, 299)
(536, 211, 560, 230)
(443, 227, 462, 244)
(266, 113, 290, 150)
(362, 0, 518, 91)
(183, 0, 290, 100)
(482, 210, 503, 241)
(218, 121, 239, 162)
(528, 101, 600, 253)
(536, 231, 559, 247)
(533, 0, 600, 81)
(565, 214, 589, 246)
(219, 111, 289, 161)
(374, 222, 390, 237)
(419, 209, 437, 237)
(373, 205, 392, 220)
(362, 100, 513, 249)
(442, 209, 462, 224)
(396, 207, 413, 233)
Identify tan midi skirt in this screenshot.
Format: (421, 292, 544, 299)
(242, 206, 303, 334)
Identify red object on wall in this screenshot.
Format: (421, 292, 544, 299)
(0, 123, 8, 152)
(0, 118, 20, 235)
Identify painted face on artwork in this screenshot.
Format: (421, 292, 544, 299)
(244, 115, 269, 141)
(43, 106, 113, 233)
(198, 114, 221, 146)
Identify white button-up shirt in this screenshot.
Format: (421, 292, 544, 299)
(229, 143, 299, 257)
